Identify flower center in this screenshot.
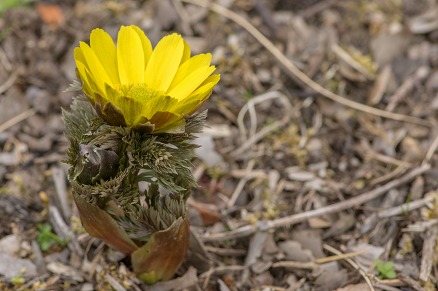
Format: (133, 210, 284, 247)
(117, 84, 164, 102)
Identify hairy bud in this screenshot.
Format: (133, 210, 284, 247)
(74, 144, 119, 185)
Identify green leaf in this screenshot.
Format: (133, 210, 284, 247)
(10, 276, 25, 285)
(0, 0, 31, 15)
(37, 223, 67, 252)
(374, 260, 397, 279)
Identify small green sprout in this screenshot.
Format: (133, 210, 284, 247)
(374, 260, 397, 279)
(0, 0, 31, 16)
(37, 223, 67, 252)
(10, 276, 25, 285)
(243, 91, 253, 100)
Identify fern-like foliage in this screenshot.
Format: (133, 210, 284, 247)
(63, 94, 207, 240)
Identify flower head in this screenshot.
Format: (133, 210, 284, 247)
(74, 25, 220, 133)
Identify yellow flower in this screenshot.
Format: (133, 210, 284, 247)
(74, 25, 220, 133)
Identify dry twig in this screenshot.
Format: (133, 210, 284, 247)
(385, 66, 430, 112)
(398, 273, 425, 291)
(171, 0, 194, 36)
(231, 91, 293, 157)
(201, 264, 247, 289)
(0, 108, 36, 134)
(378, 195, 436, 219)
(419, 225, 438, 282)
(332, 44, 375, 80)
(323, 244, 375, 291)
(403, 218, 438, 233)
(272, 249, 370, 270)
(51, 165, 72, 219)
(272, 261, 317, 270)
(423, 132, 438, 165)
(0, 70, 18, 94)
(204, 246, 246, 256)
(227, 159, 255, 207)
(202, 164, 430, 242)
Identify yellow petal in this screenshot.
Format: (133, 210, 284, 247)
(191, 74, 220, 96)
(167, 53, 212, 93)
(104, 83, 123, 104)
(83, 67, 106, 98)
(180, 40, 191, 65)
(130, 25, 153, 68)
(172, 74, 220, 114)
(143, 95, 178, 118)
(117, 26, 144, 84)
(116, 96, 145, 126)
(75, 61, 93, 97)
(90, 28, 120, 84)
(167, 66, 216, 100)
(80, 42, 113, 91)
(75, 64, 88, 87)
(150, 111, 184, 133)
(173, 99, 204, 116)
(74, 47, 93, 97)
(144, 33, 184, 92)
(74, 47, 87, 68)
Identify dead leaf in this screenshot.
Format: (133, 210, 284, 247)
(292, 230, 325, 259)
(188, 198, 222, 226)
(308, 217, 332, 229)
(314, 262, 348, 291)
(148, 267, 198, 291)
(286, 167, 316, 181)
(336, 283, 370, 291)
(278, 240, 315, 262)
(368, 65, 392, 105)
(35, 2, 64, 28)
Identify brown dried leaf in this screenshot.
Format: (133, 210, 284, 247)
(132, 217, 190, 283)
(73, 193, 138, 255)
(35, 2, 65, 28)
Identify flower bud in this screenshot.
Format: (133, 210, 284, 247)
(74, 144, 119, 185)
